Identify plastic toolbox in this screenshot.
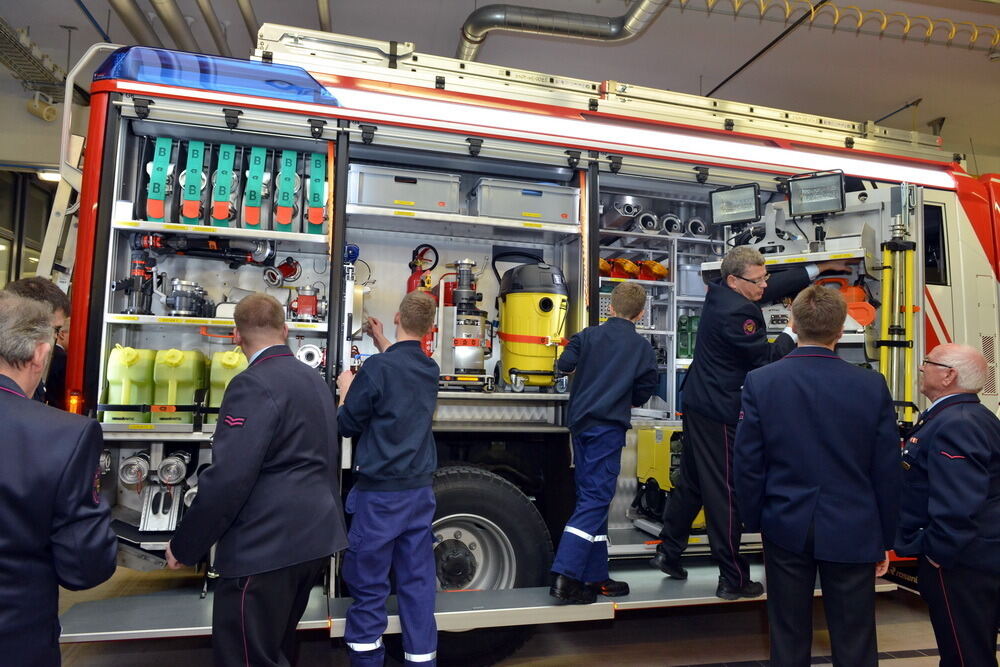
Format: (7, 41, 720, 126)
(469, 178, 579, 224)
(347, 164, 460, 213)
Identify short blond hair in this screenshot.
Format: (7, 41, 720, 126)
(234, 293, 285, 345)
(791, 285, 846, 344)
(399, 291, 436, 336)
(610, 282, 647, 320)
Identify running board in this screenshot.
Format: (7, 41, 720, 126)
(59, 586, 330, 642)
(60, 562, 895, 642)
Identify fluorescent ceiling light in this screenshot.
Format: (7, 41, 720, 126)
(28, 257, 38, 263)
(328, 87, 955, 189)
(0, 244, 7, 251)
(37, 171, 60, 182)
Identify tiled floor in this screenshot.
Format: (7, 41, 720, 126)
(59, 568, 997, 666)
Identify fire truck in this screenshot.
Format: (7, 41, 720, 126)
(51, 24, 998, 665)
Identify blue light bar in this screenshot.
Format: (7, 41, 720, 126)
(94, 46, 338, 106)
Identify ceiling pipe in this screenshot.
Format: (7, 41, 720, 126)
(456, 0, 669, 61)
(108, 0, 164, 48)
(317, 0, 332, 32)
(194, 0, 232, 57)
(149, 0, 200, 52)
(236, 0, 261, 43)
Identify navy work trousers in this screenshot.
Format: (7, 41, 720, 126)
(343, 486, 437, 667)
(551, 425, 625, 583)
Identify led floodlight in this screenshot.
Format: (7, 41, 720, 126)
(787, 171, 845, 218)
(710, 183, 761, 226)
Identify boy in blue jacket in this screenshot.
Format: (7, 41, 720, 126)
(550, 281, 658, 604)
(337, 290, 440, 667)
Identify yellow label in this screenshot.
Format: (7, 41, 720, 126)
(157, 317, 184, 324)
(522, 222, 543, 228)
(127, 424, 155, 430)
(296, 323, 318, 329)
(829, 253, 855, 259)
(456, 375, 478, 382)
(392, 200, 415, 206)
(112, 315, 140, 321)
(521, 212, 542, 218)
(610, 277, 625, 282)
(119, 221, 140, 227)
(163, 224, 192, 231)
(393, 210, 416, 217)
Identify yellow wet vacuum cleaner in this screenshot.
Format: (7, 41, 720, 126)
(496, 262, 569, 392)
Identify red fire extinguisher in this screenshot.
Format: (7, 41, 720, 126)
(407, 244, 438, 294)
(407, 244, 438, 357)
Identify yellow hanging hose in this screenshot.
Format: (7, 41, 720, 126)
(902, 248, 916, 423)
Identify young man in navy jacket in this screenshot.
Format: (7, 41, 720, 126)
(337, 290, 440, 667)
(895, 343, 1000, 667)
(549, 281, 658, 604)
(734, 285, 901, 667)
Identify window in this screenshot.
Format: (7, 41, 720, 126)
(0, 238, 10, 287)
(923, 204, 947, 286)
(0, 173, 14, 232)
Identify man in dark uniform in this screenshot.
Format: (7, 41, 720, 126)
(734, 286, 901, 666)
(650, 245, 853, 599)
(167, 293, 347, 667)
(337, 291, 440, 667)
(895, 343, 1000, 667)
(5, 277, 70, 405)
(0, 292, 116, 667)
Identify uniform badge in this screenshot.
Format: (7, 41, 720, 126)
(742, 319, 757, 335)
(738, 410, 745, 421)
(223, 415, 246, 428)
(92, 465, 102, 505)
(909, 437, 919, 443)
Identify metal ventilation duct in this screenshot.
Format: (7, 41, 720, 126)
(108, 0, 164, 48)
(237, 0, 261, 42)
(456, 1, 669, 61)
(195, 0, 233, 56)
(149, 0, 200, 52)
(0, 15, 67, 102)
(318, 0, 333, 32)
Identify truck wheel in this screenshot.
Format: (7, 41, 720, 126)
(390, 465, 553, 666)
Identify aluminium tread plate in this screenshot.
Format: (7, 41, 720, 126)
(59, 585, 329, 642)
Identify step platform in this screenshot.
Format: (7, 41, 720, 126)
(60, 559, 896, 642)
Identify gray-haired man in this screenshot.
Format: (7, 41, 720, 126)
(0, 292, 116, 666)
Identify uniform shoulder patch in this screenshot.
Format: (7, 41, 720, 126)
(742, 318, 758, 335)
(223, 415, 246, 428)
(939, 450, 965, 460)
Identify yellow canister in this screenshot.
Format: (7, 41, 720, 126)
(497, 263, 569, 389)
(207, 348, 248, 423)
(103, 344, 156, 423)
(152, 349, 207, 424)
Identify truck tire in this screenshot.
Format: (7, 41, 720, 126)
(388, 465, 553, 666)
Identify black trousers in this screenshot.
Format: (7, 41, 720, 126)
(657, 408, 751, 587)
(763, 537, 877, 667)
(212, 557, 327, 667)
(918, 556, 1000, 667)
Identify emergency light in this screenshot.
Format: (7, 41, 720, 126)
(710, 183, 761, 226)
(787, 171, 846, 218)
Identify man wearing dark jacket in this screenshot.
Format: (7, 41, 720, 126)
(0, 292, 116, 666)
(5, 277, 70, 406)
(337, 290, 440, 667)
(734, 286, 901, 666)
(895, 343, 1000, 667)
(549, 282, 658, 604)
(651, 245, 852, 599)
(167, 293, 347, 667)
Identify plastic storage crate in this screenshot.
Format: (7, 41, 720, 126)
(469, 178, 579, 224)
(347, 164, 460, 213)
(599, 290, 653, 329)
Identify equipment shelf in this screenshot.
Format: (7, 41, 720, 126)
(346, 204, 581, 243)
(111, 219, 329, 248)
(701, 247, 867, 272)
(104, 312, 328, 333)
(599, 277, 673, 288)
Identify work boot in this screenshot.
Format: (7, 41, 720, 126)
(716, 577, 764, 600)
(549, 573, 597, 604)
(588, 578, 630, 597)
(649, 549, 688, 580)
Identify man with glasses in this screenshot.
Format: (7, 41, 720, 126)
(4, 277, 70, 406)
(650, 245, 852, 599)
(895, 344, 1000, 667)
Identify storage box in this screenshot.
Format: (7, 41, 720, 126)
(469, 178, 579, 224)
(347, 164, 460, 213)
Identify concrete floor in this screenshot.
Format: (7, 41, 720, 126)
(59, 568, 994, 666)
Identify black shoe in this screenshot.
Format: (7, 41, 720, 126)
(549, 573, 597, 604)
(716, 578, 764, 600)
(588, 578, 630, 597)
(649, 550, 688, 580)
